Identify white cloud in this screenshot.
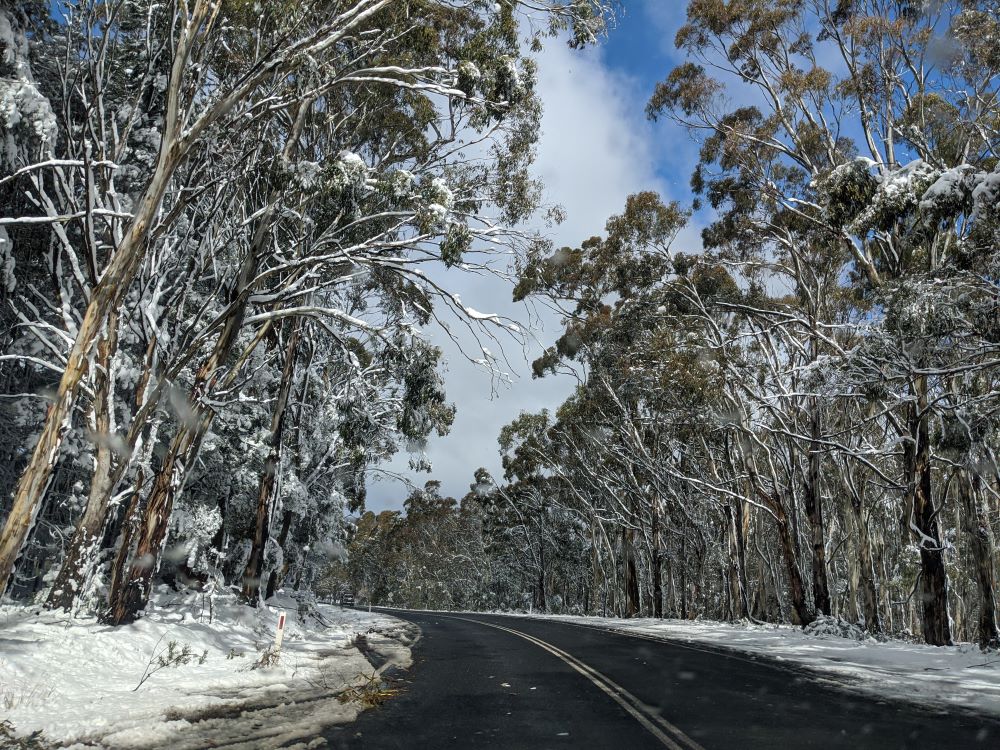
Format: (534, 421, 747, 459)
(365, 38, 671, 512)
(533, 41, 666, 244)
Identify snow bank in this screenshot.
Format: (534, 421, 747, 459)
(510, 612, 1000, 718)
(0, 589, 415, 748)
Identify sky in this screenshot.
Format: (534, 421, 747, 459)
(365, 2, 699, 511)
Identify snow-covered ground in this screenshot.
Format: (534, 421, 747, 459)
(1, 589, 416, 748)
(504, 612, 1000, 717)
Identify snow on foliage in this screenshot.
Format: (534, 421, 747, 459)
(0, 10, 56, 161)
(0, 0, 609, 632)
(0, 226, 14, 292)
(850, 158, 939, 233)
(803, 614, 873, 642)
(971, 168, 1000, 221)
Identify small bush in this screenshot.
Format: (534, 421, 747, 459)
(134, 636, 208, 690)
(803, 614, 871, 642)
(337, 671, 398, 708)
(243, 645, 281, 671)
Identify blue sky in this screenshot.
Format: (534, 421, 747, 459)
(365, 1, 702, 511)
(599, 1, 695, 203)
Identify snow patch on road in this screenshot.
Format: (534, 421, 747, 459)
(509, 612, 1000, 718)
(0, 589, 414, 748)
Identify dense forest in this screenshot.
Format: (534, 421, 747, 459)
(3, 0, 1000, 652)
(0, 0, 611, 624)
(341, 0, 1000, 650)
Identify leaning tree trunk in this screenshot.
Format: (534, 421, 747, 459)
(590, 521, 602, 616)
(45, 310, 120, 611)
(748, 470, 814, 626)
(104, 418, 206, 624)
(536, 534, 547, 612)
(102, 97, 315, 623)
(0, 29, 200, 594)
(241, 321, 301, 604)
(0, 276, 134, 595)
(104, 267, 262, 624)
(759, 486, 813, 625)
(906, 380, 952, 646)
(102, 110, 309, 624)
(679, 529, 688, 619)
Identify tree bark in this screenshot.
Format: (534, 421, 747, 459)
(534, 537, 546, 612)
(242, 321, 301, 604)
(45, 310, 119, 611)
(774, 500, 813, 625)
(726, 501, 751, 620)
(804, 405, 831, 615)
(749, 470, 814, 625)
(680, 530, 687, 619)
(104, 420, 206, 624)
(906, 380, 952, 645)
(906, 381, 952, 645)
(264, 509, 294, 600)
(105, 465, 147, 606)
(623, 526, 640, 618)
(104, 298, 260, 624)
(849, 490, 882, 633)
(209, 478, 233, 568)
(0, 16, 205, 593)
(651, 497, 663, 618)
(959, 471, 999, 648)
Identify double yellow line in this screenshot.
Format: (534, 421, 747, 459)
(448, 615, 707, 750)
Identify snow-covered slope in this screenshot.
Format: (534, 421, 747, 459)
(0, 589, 415, 748)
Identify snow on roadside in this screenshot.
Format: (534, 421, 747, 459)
(506, 612, 1000, 717)
(0, 589, 415, 748)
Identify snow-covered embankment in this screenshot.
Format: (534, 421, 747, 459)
(511, 612, 1000, 718)
(0, 590, 416, 748)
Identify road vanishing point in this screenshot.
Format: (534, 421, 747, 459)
(324, 609, 1000, 750)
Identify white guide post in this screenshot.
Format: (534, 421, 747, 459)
(274, 610, 287, 651)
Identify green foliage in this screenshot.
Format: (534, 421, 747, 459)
(341, 482, 490, 610)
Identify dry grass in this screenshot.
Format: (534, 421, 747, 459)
(1, 681, 55, 712)
(0, 719, 53, 750)
(336, 671, 398, 708)
(240, 644, 281, 671)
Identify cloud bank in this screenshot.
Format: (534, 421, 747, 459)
(365, 35, 671, 511)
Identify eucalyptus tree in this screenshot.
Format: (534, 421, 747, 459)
(511, 192, 737, 619)
(646, 0, 1000, 645)
(0, 0, 617, 617)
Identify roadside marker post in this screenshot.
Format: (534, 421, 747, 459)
(275, 610, 287, 651)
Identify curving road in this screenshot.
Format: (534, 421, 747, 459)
(323, 609, 999, 749)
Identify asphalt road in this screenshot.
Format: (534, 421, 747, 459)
(323, 610, 1000, 749)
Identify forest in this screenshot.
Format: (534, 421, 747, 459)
(0, 0, 610, 625)
(2, 0, 1000, 653)
(340, 0, 1000, 650)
